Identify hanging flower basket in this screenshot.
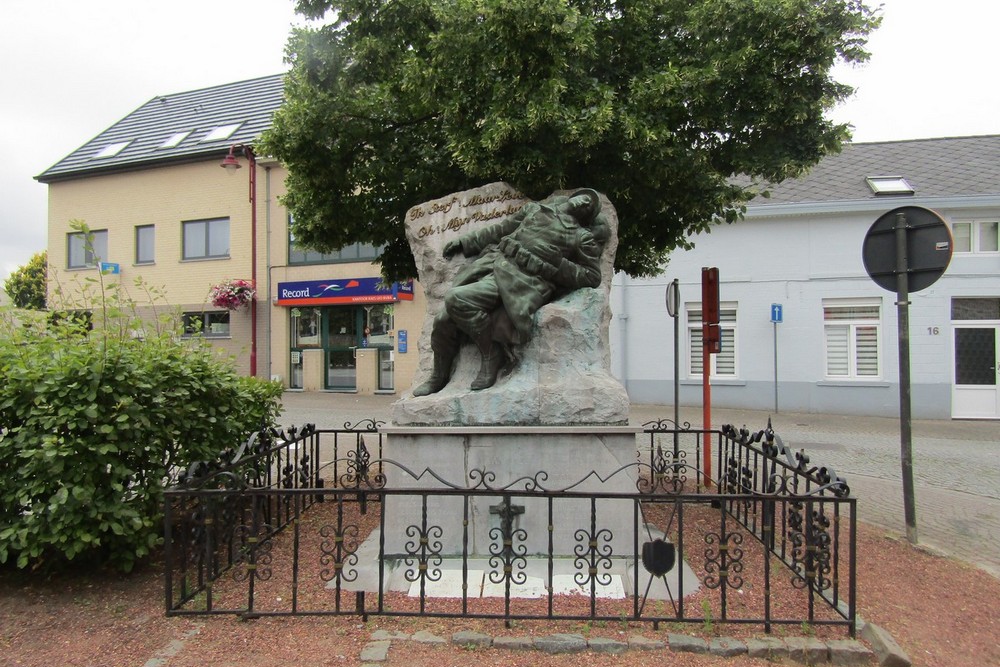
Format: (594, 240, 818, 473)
(209, 278, 256, 310)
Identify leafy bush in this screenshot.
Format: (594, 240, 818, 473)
(0, 270, 282, 572)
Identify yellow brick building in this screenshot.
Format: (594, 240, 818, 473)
(37, 75, 426, 394)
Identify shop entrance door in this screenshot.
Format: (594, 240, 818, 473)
(325, 308, 358, 391)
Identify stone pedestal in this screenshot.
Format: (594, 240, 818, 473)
(380, 425, 642, 558)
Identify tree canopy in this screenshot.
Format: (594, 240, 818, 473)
(4, 251, 47, 310)
(261, 0, 880, 281)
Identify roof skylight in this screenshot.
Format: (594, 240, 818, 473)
(201, 123, 242, 143)
(866, 176, 914, 195)
(160, 131, 192, 149)
(93, 141, 131, 159)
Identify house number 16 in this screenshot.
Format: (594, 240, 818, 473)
(927, 327, 940, 335)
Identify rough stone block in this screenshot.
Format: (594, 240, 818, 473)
(746, 637, 788, 660)
(668, 633, 708, 654)
(861, 622, 911, 667)
(827, 639, 876, 666)
(493, 636, 535, 651)
(786, 636, 829, 664)
(587, 637, 628, 654)
(451, 631, 492, 648)
(628, 635, 666, 651)
(709, 637, 747, 657)
(534, 633, 588, 654)
(359, 640, 390, 663)
(411, 630, 447, 644)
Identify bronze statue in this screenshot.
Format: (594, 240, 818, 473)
(413, 188, 610, 396)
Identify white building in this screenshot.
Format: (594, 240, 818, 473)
(611, 135, 1000, 420)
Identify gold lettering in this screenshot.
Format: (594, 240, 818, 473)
(408, 206, 426, 221)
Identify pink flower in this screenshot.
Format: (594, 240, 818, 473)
(210, 279, 255, 310)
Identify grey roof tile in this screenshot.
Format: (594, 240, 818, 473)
(36, 74, 285, 182)
(753, 135, 1000, 204)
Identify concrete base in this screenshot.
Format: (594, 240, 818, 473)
(380, 425, 642, 558)
(333, 529, 700, 601)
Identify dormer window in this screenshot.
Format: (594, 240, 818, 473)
(866, 176, 914, 195)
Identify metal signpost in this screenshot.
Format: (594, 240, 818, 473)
(701, 268, 720, 488)
(862, 206, 953, 545)
(665, 279, 680, 456)
(771, 303, 782, 412)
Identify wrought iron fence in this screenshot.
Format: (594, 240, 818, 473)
(163, 419, 856, 636)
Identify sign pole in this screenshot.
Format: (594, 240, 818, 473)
(666, 279, 681, 458)
(894, 212, 918, 544)
(773, 320, 779, 413)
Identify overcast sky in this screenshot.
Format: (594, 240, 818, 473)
(2, 0, 998, 284)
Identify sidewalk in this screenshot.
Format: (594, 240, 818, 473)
(278, 391, 1000, 578)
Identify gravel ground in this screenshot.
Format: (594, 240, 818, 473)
(2, 519, 998, 666)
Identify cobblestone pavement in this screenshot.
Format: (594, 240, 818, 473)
(278, 392, 1000, 578)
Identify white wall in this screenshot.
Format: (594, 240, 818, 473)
(610, 202, 1000, 418)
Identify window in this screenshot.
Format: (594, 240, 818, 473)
(865, 176, 914, 195)
(201, 123, 242, 142)
(135, 225, 155, 264)
(182, 311, 230, 338)
(67, 229, 108, 269)
(160, 131, 191, 149)
(182, 218, 229, 260)
(289, 229, 380, 264)
(823, 300, 881, 379)
(93, 141, 131, 159)
(687, 303, 737, 378)
(952, 220, 999, 254)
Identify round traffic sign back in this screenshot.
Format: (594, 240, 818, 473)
(862, 206, 953, 293)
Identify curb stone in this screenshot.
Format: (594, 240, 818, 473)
(451, 630, 492, 648)
(786, 636, 829, 664)
(669, 633, 709, 654)
(827, 639, 876, 666)
(534, 633, 588, 654)
(710, 637, 747, 657)
(359, 640, 390, 663)
(493, 636, 534, 651)
(364, 629, 884, 666)
(746, 636, 788, 660)
(861, 622, 912, 667)
(588, 637, 629, 654)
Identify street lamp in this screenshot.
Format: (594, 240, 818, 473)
(220, 144, 258, 377)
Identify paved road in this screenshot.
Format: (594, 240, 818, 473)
(278, 392, 1000, 578)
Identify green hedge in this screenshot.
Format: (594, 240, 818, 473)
(0, 304, 282, 572)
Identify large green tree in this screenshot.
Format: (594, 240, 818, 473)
(262, 0, 880, 280)
(4, 251, 47, 310)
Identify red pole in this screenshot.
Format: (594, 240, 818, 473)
(702, 322, 711, 488)
(701, 267, 720, 489)
(246, 147, 258, 378)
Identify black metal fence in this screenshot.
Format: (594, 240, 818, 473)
(163, 419, 856, 636)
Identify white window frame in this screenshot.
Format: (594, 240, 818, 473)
(823, 298, 882, 380)
(686, 302, 738, 379)
(951, 220, 999, 255)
